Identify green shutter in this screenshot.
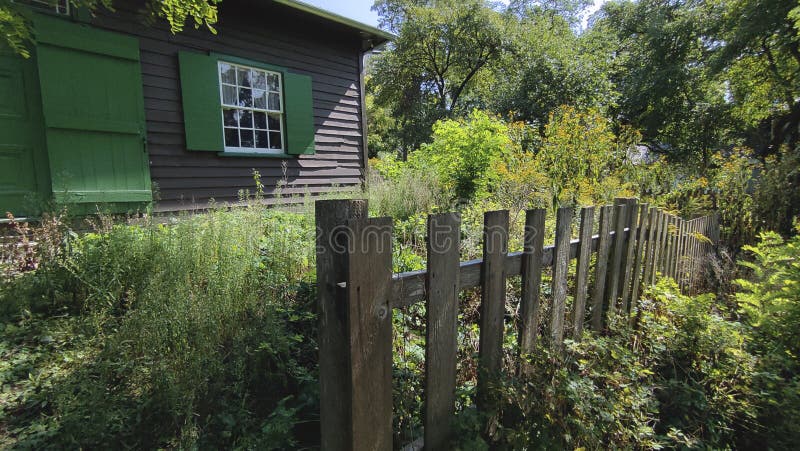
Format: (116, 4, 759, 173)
(283, 72, 315, 155)
(33, 14, 152, 211)
(178, 51, 224, 151)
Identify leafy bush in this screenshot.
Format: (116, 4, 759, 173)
(0, 205, 319, 448)
(734, 228, 800, 448)
(450, 279, 759, 449)
(409, 110, 513, 203)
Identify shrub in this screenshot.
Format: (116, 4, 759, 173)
(409, 110, 513, 203)
(734, 228, 800, 448)
(0, 205, 319, 448)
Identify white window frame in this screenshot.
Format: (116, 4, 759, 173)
(218, 61, 285, 154)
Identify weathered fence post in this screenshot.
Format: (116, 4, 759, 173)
(345, 215, 394, 450)
(605, 203, 627, 312)
(425, 213, 461, 450)
(630, 203, 650, 310)
(573, 206, 595, 338)
(619, 199, 639, 313)
(316, 199, 368, 451)
(550, 207, 573, 346)
(591, 205, 614, 331)
(519, 208, 546, 367)
(316, 200, 393, 451)
(477, 210, 509, 422)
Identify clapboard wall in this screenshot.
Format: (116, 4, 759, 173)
(90, 0, 367, 211)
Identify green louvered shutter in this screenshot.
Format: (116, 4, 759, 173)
(283, 72, 315, 155)
(33, 14, 152, 209)
(178, 51, 224, 151)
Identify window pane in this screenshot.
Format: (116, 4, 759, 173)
(239, 88, 253, 107)
(220, 63, 236, 84)
(239, 110, 253, 128)
(240, 129, 255, 147)
(269, 132, 282, 149)
(222, 85, 237, 105)
(252, 71, 267, 90)
(267, 114, 281, 131)
(267, 73, 280, 91)
(223, 109, 238, 127)
(253, 89, 267, 109)
(254, 111, 267, 129)
(237, 68, 251, 87)
(255, 130, 269, 149)
(268, 93, 281, 111)
(224, 128, 239, 147)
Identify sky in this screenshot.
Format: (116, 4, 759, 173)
(302, 0, 608, 29)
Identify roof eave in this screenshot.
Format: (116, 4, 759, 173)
(272, 0, 394, 46)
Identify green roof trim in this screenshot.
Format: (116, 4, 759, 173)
(273, 0, 394, 43)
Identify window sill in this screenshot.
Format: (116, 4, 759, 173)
(217, 151, 295, 159)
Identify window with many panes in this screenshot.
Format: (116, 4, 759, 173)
(218, 62, 284, 153)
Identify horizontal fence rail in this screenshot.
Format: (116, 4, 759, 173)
(316, 198, 719, 450)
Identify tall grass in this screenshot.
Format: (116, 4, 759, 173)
(0, 202, 318, 448)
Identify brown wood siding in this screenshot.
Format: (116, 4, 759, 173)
(91, 0, 366, 211)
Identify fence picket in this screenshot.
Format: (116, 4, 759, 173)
(345, 216, 394, 451)
(316, 199, 368, 451)
(477, 210, 509, 416)
(605, 204, 628, 313)
(425, 213, 461, 450)
(630, 204, 650, 309)
(519, 208, 547, 362)
(619, 199, 640, 313)
(573, 207, 595, 338)
(551, 208, 573, 346)
(591, 205, 614, 331)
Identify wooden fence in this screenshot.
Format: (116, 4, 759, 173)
(315, 198, 719, 450)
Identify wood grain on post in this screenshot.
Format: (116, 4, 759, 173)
(657, 211, 670, 276)
(619, 199, 639, 313)
(551, 207, 573, 346)
(519, 208, 546, 362)
(630, 204, 650, 309)
(425, 213, 461, 450)
(345, 216, 394, 451)
(663, 215, 675, 279)
(605, 204, 627, 313)
(642, 208, 659, 288)
(316, 199, 368, 451)
(573, 206, 595, 338)
(591, 205, 613, 332)
(477, 210, 509, 414)
(649, 210, 664, 284)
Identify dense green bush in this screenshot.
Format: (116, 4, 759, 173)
(0, 205, 318, 448)
(448, 279, 761, 449)
(734, 228, 800, 448)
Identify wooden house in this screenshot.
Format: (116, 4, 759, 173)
(0, 0, 391, 216)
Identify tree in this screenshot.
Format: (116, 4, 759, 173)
(369, 0, 505, 154)
(710, 0, 800, 155)
(1, 0, 220, 57)
(487, 6, 618, 132)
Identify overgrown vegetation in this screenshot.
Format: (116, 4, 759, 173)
(1, 201, 318, 448)
(3, 0, 800, 448)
